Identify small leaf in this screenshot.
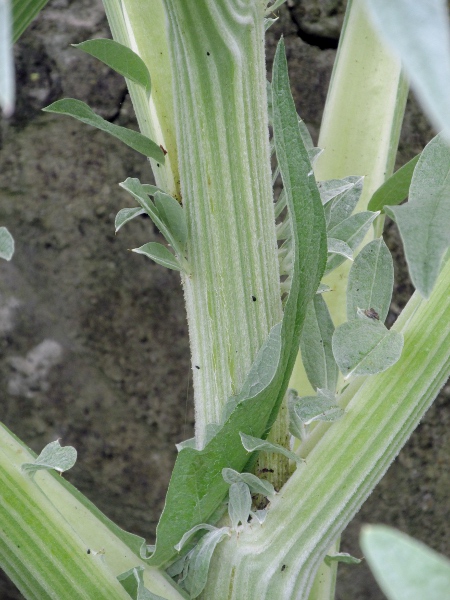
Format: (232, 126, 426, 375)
(115, 208, 146, 233)
(154, 191, 187, 250)
(324, 553, 362, 566)
(265, 0, 287, 16)
(222, 468, 276, 498)
(327, 237, 353, 261)
(347, 238, 394, 322)
(74, 39, 151, 94)
(289, 388, 344, 427)
(239, 432, 303, 464)
(361, 525, 450, 600)
(385, 134, 450, 297)
(326, 176, 364, 229)
(368, 154, 420, 213)
(300, 294, 338, 392)
(0, 227, 14, 260)
(183, 528, 230, 598)
(22, 440, 77, 476)
(332, 318, 404, 379)
(132, 242, 182, 272)
(117, 566, 166, 600)
(318, 176, 360, 206)
(43, 99, 165, 163)
(174, 524, 218, 553)
(228, 482, 252, 529)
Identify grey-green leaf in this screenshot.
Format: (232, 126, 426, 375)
(174, 524, 217, 553)
(115, 208, 146, 233)
(132, 242, 182, 272)
(239, 432, 303, 464)
(385, 134, 450, 297)
(361, 525, 450, 600)
(222, 468, 275, 498)
(43, 99, 165, 163)
(22, 440, 77, 476)
(328, 237, 353, 261)
(228, 482, 252, 529)
(154, 191, 187, 250)
(326, 176, 364, 230)
(0, 227, 14, 261)
(368, 154, 420, 213)
(318, 176, 360, 207)
(347, 238, 394, 322)
(289, 388, 344, 427)
(324, 553, 362, 566)
(364, 0, 450, 137)
(183, 528, 230, 598)
(332, 318, 403, 379)
(300, 294, 338, 392)
(74, 39, 151, 94)
(117, 566, 166, 600)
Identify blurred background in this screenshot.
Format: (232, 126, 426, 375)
(0, 1, 448, 598)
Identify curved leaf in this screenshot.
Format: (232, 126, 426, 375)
(0, 227, 14, 260)
(115, 208, 146, 233)
(12, 0, 50, 43)
(22, 440, 77, 476)
(368, 154, 420, 212)
(132, 242, 181, 272)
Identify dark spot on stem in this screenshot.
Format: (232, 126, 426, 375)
(252, 295, 257, 301)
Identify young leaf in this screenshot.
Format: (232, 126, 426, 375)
(0, 227, 14, 261)
(239, 432, 303, 465)
(324, 553, 362, 566)
(222, 468, 276, 498)
(115, 208, 146, 233)
(300, 294, 338, 392)
(361, 526, 450, 600)
(367, 154, 420, 212)
(326, 176, 364, 230)
(73, 39, 151, 95)
(332, 318, 403, 379)
(132, 242, 182, 272)
(347, 238, 394, 322)
(384, 134, 450, 297)
(174, 524, 218, 553)
(289, 388, 344, 428)
(228, 482, 252, 529)
(117, 566, 166, 600)
(21, 440, 77, 476)
(43, 99, 165, 163)
(318, 176, 360, 206)
(154, 191, 187, 250)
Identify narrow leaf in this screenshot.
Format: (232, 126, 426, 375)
(115, 208, 145, 233)
(0, 227, 14, 260)
(132, 242, 182, 272)
(361, 526, 450, 600)
(332, 318, 404, 379)
(0, 0, 14, 117)
(240, 432, 303, 464)
(74, 39, 151, 94)
(347, 238, 394, 322)
(222, 468, 275, 498)
(300, 294, 338, 392)
(22, 440, 77, 476)
(12, 0, 50, 43)
(368, 154, 420, 212)
(324, 553, 362, 566)
(43, 99, 165, 163)
(364, 0, 450, 137)
(154, 191, 187, 250)
(174, 524, 217, 553)
(228, 482, 252, 529)
(385, 134, 450, 297)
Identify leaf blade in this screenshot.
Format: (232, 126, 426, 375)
(132, 242, 182, 272)
(367, 154, 420, 213)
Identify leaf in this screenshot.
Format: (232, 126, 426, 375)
(222, 468, 276, 498)
(239, 432, 303, 465)
(347, 238, 394, 322)
(117, 566, 166, 600)
(332, 318, 404, 379)
(174, 524, 218, 553)
(132, 242, 182, 272)
(325, 211, 379, 274)
(324, 553, 362, 566)
(300, 294, 338, 392)
(0, 227, 14, 261)
(43, 100, 165, 163)
(73, 39, 151, 94)
(115, 208, 146, 233)
(265, 0, 287, 16)
(12, 0, 50, 43)
(228, 482, 252, 529)
(288, 388, 344, 428)
(298, 119, 321, 164)
(384, 134, 450, 297)
(327, 237, 353, 261)
(364, 0, 450, 137)
(361, 525, 450, 600)
(326, 176, 364, 230)
(22, 440, 77, 476)
(368, 154, 420, 213)
(145, 38, 326, 568)
(154, 191, 187, 250)
(318, 176, 360, 206)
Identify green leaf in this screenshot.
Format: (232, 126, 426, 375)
(154, 191, 187, 250)
(361, 526, 450, 600)
(332, 317, 404, 379)
(115, 208, 146, 233)
(239, 432, 303, 465)
(367, 154, 420, 212)
(12, 0, 50, 43)
(222, 468, 276, 498)
(288, 388, 344, 429)
(43, 99, 165, 163)
(327, 237, 353, 261)
(364, 0, 450, 137)
(385, 134, 450, 297)
(132, 242, 182, 272)
(324, 553, 362, 566)
(228, 482, 252, 529)
(300, 294, 338, 392)
(145, 38, 326, 568)
(21, 440, 77, 476)
(117, 567, 166, 600)
(73, 39, 151, 94)
(347, 238, 394, 322)
(0, 227, 14, 260)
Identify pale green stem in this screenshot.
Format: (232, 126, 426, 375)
(161, 0, 283, 447)
(201, 256, 450, 600)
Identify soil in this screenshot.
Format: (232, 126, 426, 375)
(0, 1, 448, 599)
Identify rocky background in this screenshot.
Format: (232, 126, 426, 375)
(0, 1, 448, 598)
